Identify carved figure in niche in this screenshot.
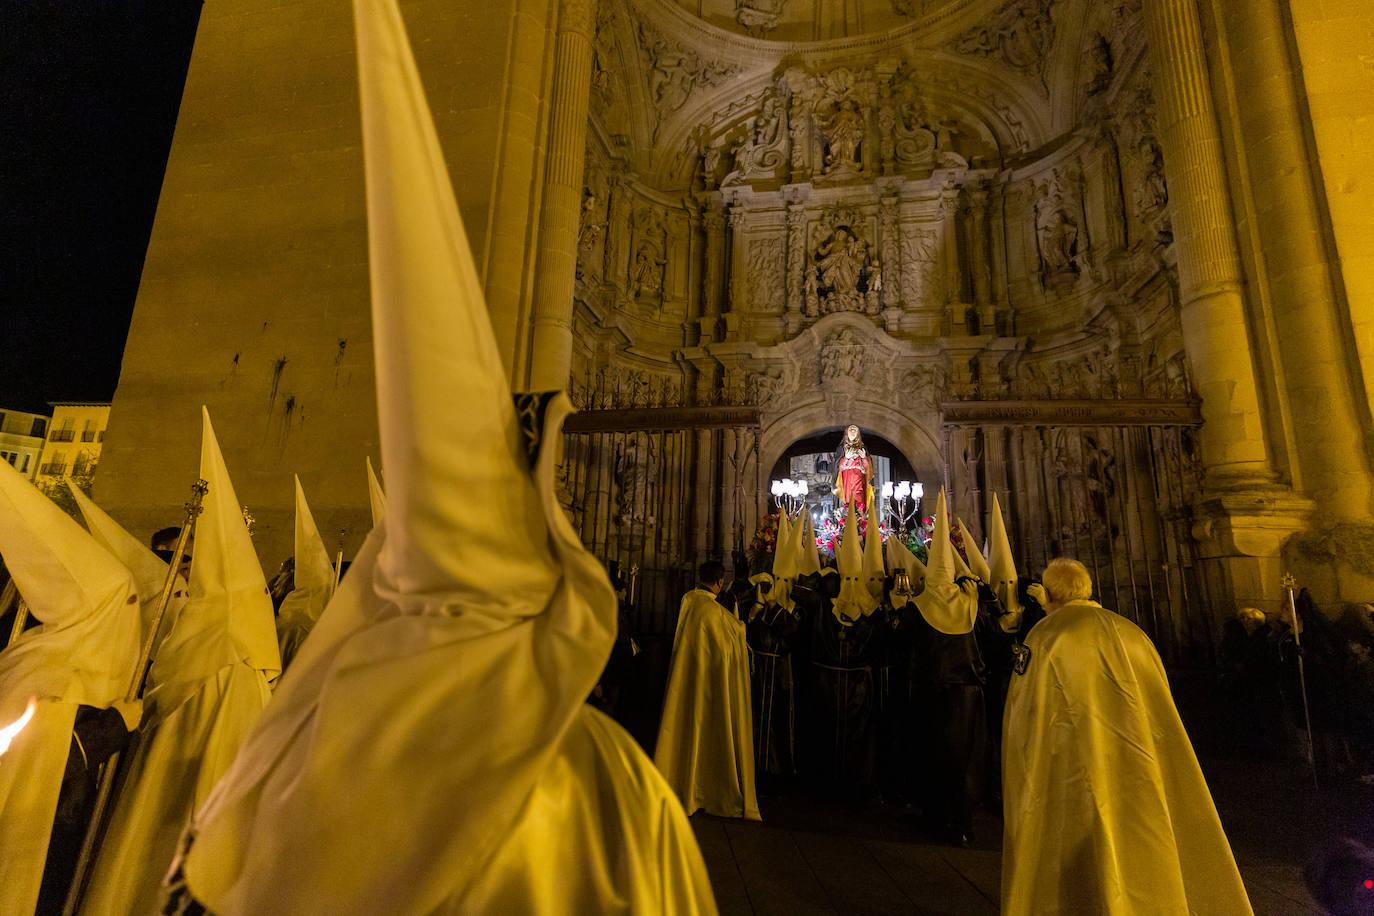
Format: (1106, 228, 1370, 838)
(735, 0, 787, 37)
(804, 267, 819, 316)
(577, 192, 603, 253)
(818, 228, 864, 297)
(1087, 33, 1114, 95)
(1034, 174, 1080, 291)
(615, 432, 657, 526)
(631, 243, 666, 300)
(723, 94, 788, 185)
(1135, 138, 1168, 214)
(820, 99, 865, 177)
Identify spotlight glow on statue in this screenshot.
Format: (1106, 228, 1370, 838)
(831, 424, 873, 514)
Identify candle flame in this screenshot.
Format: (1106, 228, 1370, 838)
(0, 697, 37, 757)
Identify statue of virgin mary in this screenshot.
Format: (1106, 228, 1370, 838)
(831, 425, 873, 513)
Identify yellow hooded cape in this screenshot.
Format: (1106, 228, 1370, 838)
(0, 460, 140, 916)
(1002, 601, 1252, 916)
(175, 0, 716, 911)
(655, 587, 761, 820)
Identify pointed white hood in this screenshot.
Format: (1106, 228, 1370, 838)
(767, 513, 798, 612)
(181, 1, 618, 910)
(955, 517, 992, 583)
(860, 499, 886, 607)
(831, 507, 870, 623)
(798, 512, 822, 577)
(914, 489, 979, 635)
(275, 476, 336, 665)
(70, 484, 182, 644)
(0, 461, 140, 720)
(366, 456, 386, 529)
(149, 409, 280, 714)
(987, 493, 1023, 624)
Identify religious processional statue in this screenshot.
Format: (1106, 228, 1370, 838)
(831, 425, 874, 514)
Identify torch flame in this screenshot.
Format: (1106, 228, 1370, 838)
(0, 697, 37, 757)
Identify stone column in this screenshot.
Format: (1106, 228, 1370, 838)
(723, 203, 747, 339)
(784, 196, 807, 334)
(526, 0, 597, 390)
(968, 187, 994, 333)
(701, 200, 726, 342)
(1216, 0, 1374, 525)
(989, 181, 1010, 335)
(684, 201, 705, 346)
(1142, 0, 1273, 486)
(940, 189, 964, 333)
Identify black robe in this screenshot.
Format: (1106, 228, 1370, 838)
(907, 597, 986, 839)
(805, 593, 878, 801)
(748, 599, 802, 779)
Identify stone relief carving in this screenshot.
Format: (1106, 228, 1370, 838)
(747, 236, 785, 312)
(808, 209, 880, 315)
(631, 206, 668, 303)
(735, 0, 787, 37)
(781, 65, 876, 181)
(902, 364, 948, 410)
(639, 24, 740, 119)
(722, 91, 789, 186)
(1033, 169, 1081, 293)
(615, 431, 658, 526)
(951, 0, 1058, 92)
(818, 327, 868, 384)
(575, 189, 606, 281)
(899, 227, 939, 307)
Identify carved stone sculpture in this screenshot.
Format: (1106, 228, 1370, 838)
(819, 98, 865, 177)
(1033, 171, 1080, 292)
(735, 0, 787, 37)
(722, 93, 789, 185)
(952, 0, 1057, 91)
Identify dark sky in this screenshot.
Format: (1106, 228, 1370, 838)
(0, 1, 201, 414)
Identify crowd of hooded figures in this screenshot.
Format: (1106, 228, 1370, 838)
(1, 0, 1372, 913)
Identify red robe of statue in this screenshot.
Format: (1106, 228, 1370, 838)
(837, 451, 870, 513)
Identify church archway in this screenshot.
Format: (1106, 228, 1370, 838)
(757, 400, 943, 521)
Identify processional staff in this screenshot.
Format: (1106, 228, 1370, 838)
(62, 478, 210, 916)
(1281, 572, 1320, 792)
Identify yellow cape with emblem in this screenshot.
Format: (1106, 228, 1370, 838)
(1002, 600, 1252, 916)
(655, 588, 761, 820)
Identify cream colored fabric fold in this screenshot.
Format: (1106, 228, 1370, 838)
(275, 476, 336, 668)
(885, 534, 927, 593)
(81, 408, 278, 916)
(178, 0, 715, 911)
(365, 455, 386, 528)
(71, 483, 182, 645)
(1002, 601, 1253, 915)
(831, 505, 868, 623)
(955, 517, 992, 583)
(860, 499, 886, 608)
(0, 460, 140, 916)
(655, 588, 760, 821)
(913, 489, 978, 635)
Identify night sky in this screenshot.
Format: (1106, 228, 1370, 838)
(0, 1, 201, 414)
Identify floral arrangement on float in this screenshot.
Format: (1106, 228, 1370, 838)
(747, 512, 782, 574)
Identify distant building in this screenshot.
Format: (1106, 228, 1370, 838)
(0, 409, 49, 480)
(35, 402, 111, 488)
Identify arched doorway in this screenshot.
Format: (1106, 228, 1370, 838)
(767, 426, 921, 519)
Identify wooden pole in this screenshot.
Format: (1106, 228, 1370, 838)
(62, 478, 209, 915)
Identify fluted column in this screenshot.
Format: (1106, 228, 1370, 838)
(968, 188, 994, 333)
(1216, 0, 1374, 520)
(526, 0, 597, 390)
(940, 189, 964, 333)
(1142, 0, 1273, 485)
(701, 200, 726, 342)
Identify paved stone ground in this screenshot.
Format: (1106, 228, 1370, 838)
(690, 755, 1369, 914)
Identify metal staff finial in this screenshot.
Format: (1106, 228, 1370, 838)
(63, 477, 209, 915)
(1282, 572, 1319, 791)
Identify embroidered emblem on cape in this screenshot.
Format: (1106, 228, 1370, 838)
(1012, 642, 1032, 675)
(512, 391, 560, 469)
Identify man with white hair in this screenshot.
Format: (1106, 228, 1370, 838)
(1001, 558, 1253, 915)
